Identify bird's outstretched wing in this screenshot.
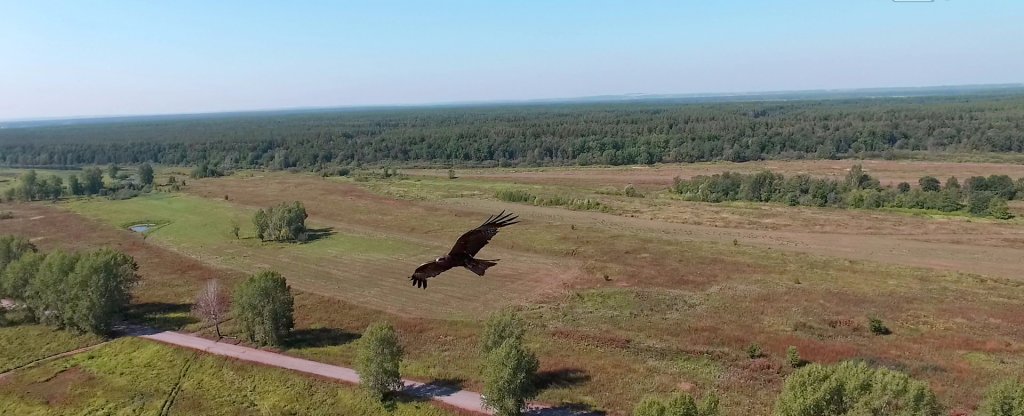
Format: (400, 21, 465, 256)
(410, 261, 453, 289)
(448, 211, 518, 257)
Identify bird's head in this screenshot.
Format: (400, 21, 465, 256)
(436, 256, 445, 263)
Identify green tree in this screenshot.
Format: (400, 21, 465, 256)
(977, 380, 1024, 416)
(896, 182, 911, 193)
(635, 398, 667, 416)
(0, 251, 44, 302)
(68, 175, 83, 195)
(139, 163, 155, 185)
(232, 271, 294, 346)
(944, 176, 960, 191)
(0, 236, 36, 271)
(108, 164, 119, 179)
(67, 249, 139, 335)
(918, 176, 941, 192)
(24, 249, 80, 327)
(988, 197, 1013, 220)
(773, 361, 941, 416)
(480, 309, 526, 354)
(482, 337, 540, 416)
(252, 201, 307, 242)
(82, 167, 104, 194)
(787, 346, 802, 368)
(355, 322, 404, 399)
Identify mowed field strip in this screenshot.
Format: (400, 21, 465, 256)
(64, 192, 578, 318)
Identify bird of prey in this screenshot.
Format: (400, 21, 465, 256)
(410, 211, 519, 289)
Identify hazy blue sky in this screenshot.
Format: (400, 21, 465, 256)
(2, 0, 1022, 120)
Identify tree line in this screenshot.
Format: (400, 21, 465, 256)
(2, 163, 156, 203)
(2, 94, 1024, 169)
(672, 165, 1023, 219)
(0, 236, 139, 335)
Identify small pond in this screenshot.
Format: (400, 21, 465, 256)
(129, 224, 156, 233)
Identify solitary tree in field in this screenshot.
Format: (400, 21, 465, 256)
(480, 308, 526, 354)
(139, 163, 155, 186)
(232, 271, 294, 346)
(192, 279, 230, 338)
(482, 337, 540, 416)
(355, 322, 404, 400)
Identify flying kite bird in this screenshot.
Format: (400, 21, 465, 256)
(410, 211, 519, 289)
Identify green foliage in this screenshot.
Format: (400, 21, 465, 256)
(624, 184, 644, 198)
(773, 361, 941, 416)
(634, 393, 719, 416)
(107, 163, 119, 179)
(355, 322, 404, 399)
(988, 197, 1014, 220)
(6, 94, 1024, 168)
(82, 167, 104, 194)
(787, 346, 802, 368)
(232, 270, 294, 346)
(482, 337, 540, 416)
(868, 317, 890, 335)
(3, 170, 67, 202)
(190, 160, 224, 179)
(896, 182, 911, 193)
(496, 189, 536, 203)
(138, 162, 155, 185)
(15, 246, 138, 335)
(0, 251, 44, 302)
(0, 235, 36, 272)
(253, 201, 308, 242)
(918, 176, 941, 192)
(977, 380, 1024, 416)
(747, 343, 763, 359)
(67, 174, 83, 195)
(480, 309, 526, 354)
(66, 249, 140, 335)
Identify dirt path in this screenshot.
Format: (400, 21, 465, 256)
(137, 330, 593, 416)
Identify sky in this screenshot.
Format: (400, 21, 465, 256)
(2, 0, 1023, 120)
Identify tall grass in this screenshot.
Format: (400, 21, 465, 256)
(495, 188, 607, 211)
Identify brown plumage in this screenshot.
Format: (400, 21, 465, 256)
(409, 211, 519, 289)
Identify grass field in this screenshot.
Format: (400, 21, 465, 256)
(0, 325, 104, 374)
(0, 337, 455, 415)
(2, 161, 1024, 414)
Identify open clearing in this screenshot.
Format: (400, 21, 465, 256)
(3, 163, 1024, 414)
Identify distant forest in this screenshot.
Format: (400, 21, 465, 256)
(2, 93, 1024, 169)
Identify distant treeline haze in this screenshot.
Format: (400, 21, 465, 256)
(1, 94, 1024, 169)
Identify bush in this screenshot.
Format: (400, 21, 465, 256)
(747, 343, 763, 359)
(233, 271, 294, 346)
(482, 337, 539, 416)
(253, 201, 308, 242)
(868, 317, 891, 335)
(495, 189, 536, 203)
(480, 309, 526, 354)
(988, 197, 1013, 220)
(624, 184, 644, 198)
(773, 361, 941, 416)
(633, 393, 719, 416)
(355, 322, 404, 400)
(977, 380, 1024, 416)
(787, 346, 802, 368)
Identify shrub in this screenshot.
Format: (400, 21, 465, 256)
(747, 343, 763, 359)
(977, 380, 1024, 416)
(787, 346, 802, 368)
(355, 322, 404, 400)
(868, 317, 890, 335)
(253, 201, 308, 242)
(624, 184, 644, 198)
(232, 271, 294, 346)
(495, 189, 536, 203)
(773, 361, 941, 416)
(988, 197, 1013, 220)
(480, 309, 526, 354)
(633, 393, 719, 416)
(482, 337, 539, 416)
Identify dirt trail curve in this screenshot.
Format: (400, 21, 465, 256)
(136, 329, 595, 416)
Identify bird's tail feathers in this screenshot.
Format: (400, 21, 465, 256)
(465, 258, 498, 276)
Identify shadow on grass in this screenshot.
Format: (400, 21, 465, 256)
(285, 327, 359, 349)
(123, 302, 198, 331)
(300, 227, 335, 243)
(535, 368, 591, 390)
